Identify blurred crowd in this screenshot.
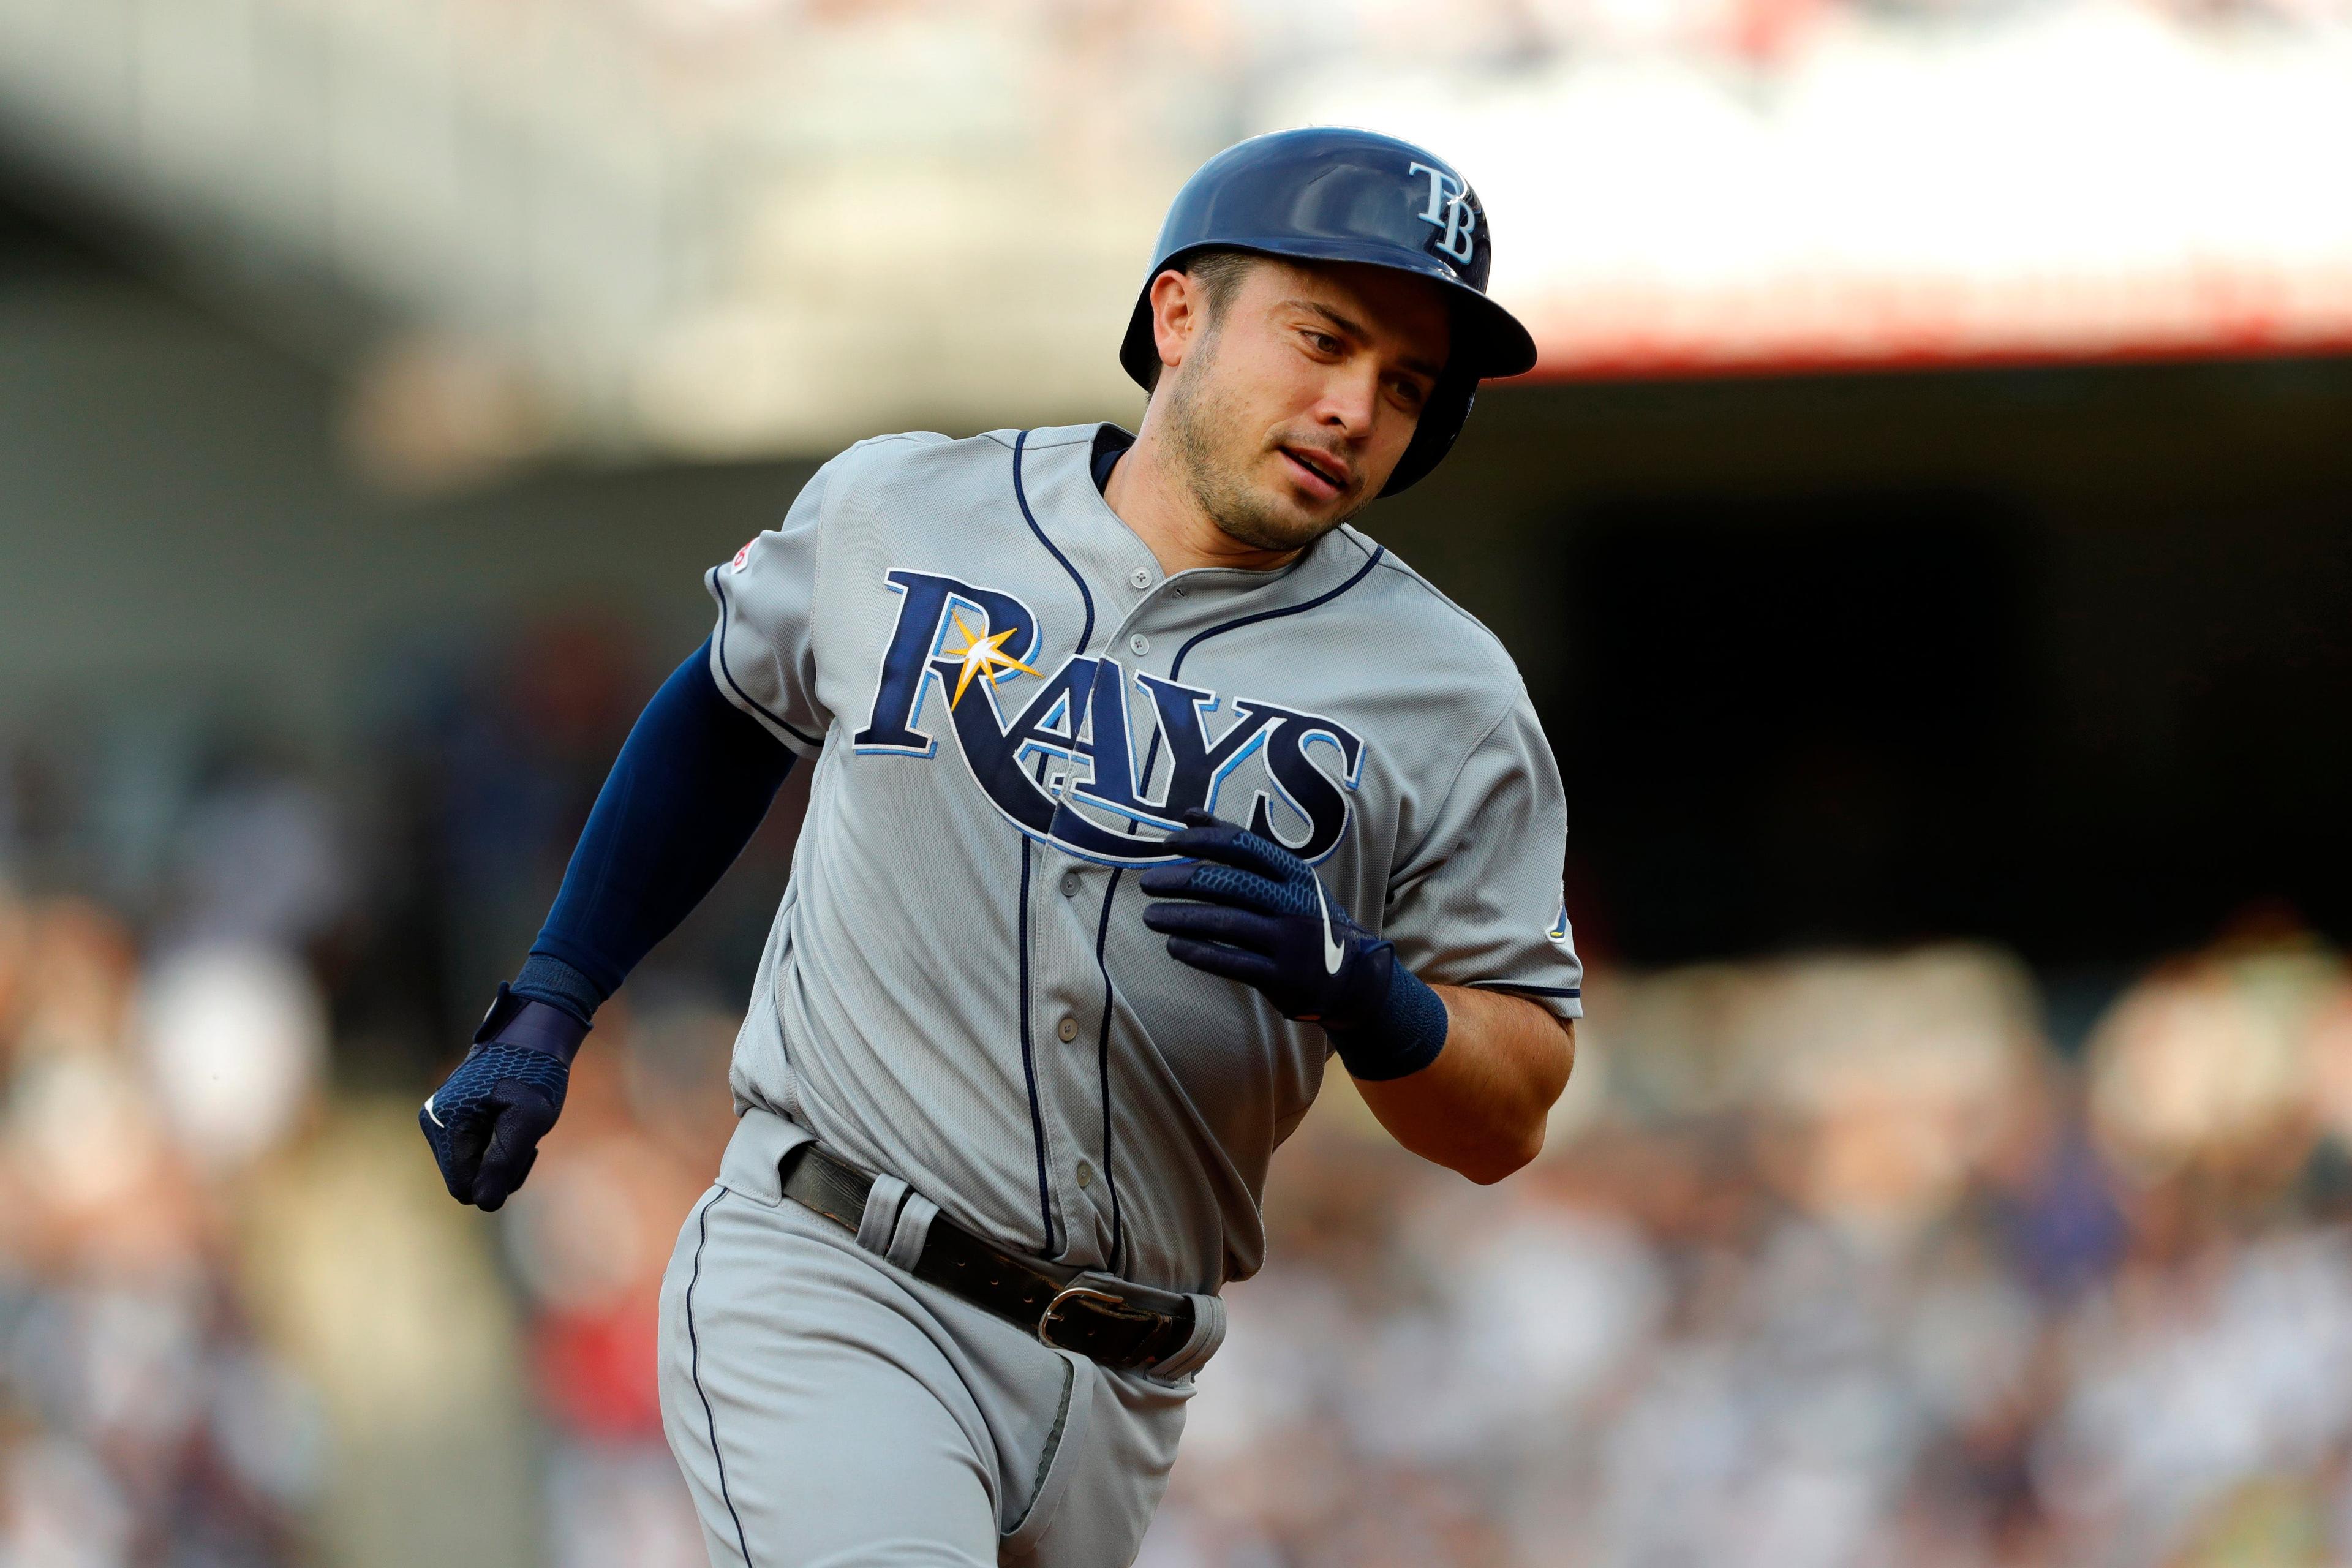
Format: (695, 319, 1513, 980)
(0, 878, 742, 1568)
(0, 620, 757, 1568)
(7, 620, 2352, 1567)
(1145, 938, 2352, 1568)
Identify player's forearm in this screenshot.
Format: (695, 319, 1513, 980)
(1351, 987, 1574, 1185)
(514, 637, 794, 1021)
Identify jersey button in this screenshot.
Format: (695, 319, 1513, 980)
(1057, 1016, 1080, 1043)
(1128, 567, 1152, 590)
(1059, 872, 1079, 898)
(1076, 1160, 1096, 1189)
(1128, 633, 1150, 656)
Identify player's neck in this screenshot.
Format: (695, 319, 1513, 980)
(1101, 426, 1302, 577)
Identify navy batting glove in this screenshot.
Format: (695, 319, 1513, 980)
(419, 985, 587, 1211)
(1139, 809, 1449, 1081)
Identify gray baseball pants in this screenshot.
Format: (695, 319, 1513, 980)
(657, 1106, 1208, 1568)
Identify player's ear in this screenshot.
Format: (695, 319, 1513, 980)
(1147, 268, 1204, 380)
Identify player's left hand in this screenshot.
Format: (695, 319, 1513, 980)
(1139, 809, 1449, 1080)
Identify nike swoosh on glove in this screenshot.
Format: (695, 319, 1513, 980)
(418, 984, 587, 1210)
(1139, 809, 1450, 1081)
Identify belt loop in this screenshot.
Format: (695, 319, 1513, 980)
(1152, 1294, 1227, 1381)
(886, 1192, 939, 1272)
(720, 1105, 813, 1206)
(855, 1174, 910, 1256)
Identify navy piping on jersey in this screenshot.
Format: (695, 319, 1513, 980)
(1014, 842, 1062, 1257)
(1011, 429, 1096, 657)
(1471, 981, 1583, 999)
(707, 568, 824, 750)
(685, 1189, 756, 1568)
(1129, 540, 1389, 808)
(1170, 541, 1387, 680)
(1011, 431, 1088, 1261)
(1091, 870, 1126, 1273)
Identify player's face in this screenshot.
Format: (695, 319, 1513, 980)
(1159, 259, 1450, 553)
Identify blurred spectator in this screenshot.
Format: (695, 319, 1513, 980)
(137, 946, 328, 1174)
(503, 996, 739, 1568)
(0, 893, 314, 1568)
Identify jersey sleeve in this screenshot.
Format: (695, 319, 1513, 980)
(705, 461, 834, 756)
(1381, 688, 1584, 1021)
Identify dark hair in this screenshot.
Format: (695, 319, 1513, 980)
(1139, 248, 1261, 393)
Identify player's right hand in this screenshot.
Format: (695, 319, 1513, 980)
(419, 985, 586, 1210)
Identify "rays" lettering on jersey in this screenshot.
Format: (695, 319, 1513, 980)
(852, 569, 1365, 867)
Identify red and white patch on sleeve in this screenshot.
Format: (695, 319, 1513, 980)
(731, 541, 754, 572)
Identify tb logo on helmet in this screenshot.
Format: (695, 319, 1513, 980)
(1408, 160, 1478, 266)
(854, 569, 1366, 868)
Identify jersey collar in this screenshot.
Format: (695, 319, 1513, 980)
(1046, 421, 1373, 606)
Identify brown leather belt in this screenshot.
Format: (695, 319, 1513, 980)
(778, 1141, 1197, 1373)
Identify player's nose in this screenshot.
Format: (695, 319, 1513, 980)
(1309, 360, 1384, 447)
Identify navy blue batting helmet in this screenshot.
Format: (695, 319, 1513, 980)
(1120, 126, 1539, 496)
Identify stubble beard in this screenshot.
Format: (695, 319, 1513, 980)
(1162, 334, 1367, 556)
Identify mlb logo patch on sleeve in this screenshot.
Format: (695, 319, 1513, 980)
(732, 541, 755, 571)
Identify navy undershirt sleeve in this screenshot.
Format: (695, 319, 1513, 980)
(510, 637, 796, 1027)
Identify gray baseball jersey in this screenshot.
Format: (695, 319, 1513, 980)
(706, 421, 1582, 1297)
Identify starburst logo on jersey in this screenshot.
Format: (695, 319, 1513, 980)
(853, 568, 1365, 867)
(1548, 905, 1573, 946)
(940, 611, 1039, 707)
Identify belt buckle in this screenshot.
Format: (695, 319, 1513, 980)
(1038, 1285, 1125, 1351)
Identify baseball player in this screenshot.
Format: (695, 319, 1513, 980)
(421, 127, 1581, 1567)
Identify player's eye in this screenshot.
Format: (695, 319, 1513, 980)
(1301, 330, 1343, 356)
(1391, 377, 1429, 410)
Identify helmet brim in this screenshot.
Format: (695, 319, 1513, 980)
(1117, 239, 1539, 393)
